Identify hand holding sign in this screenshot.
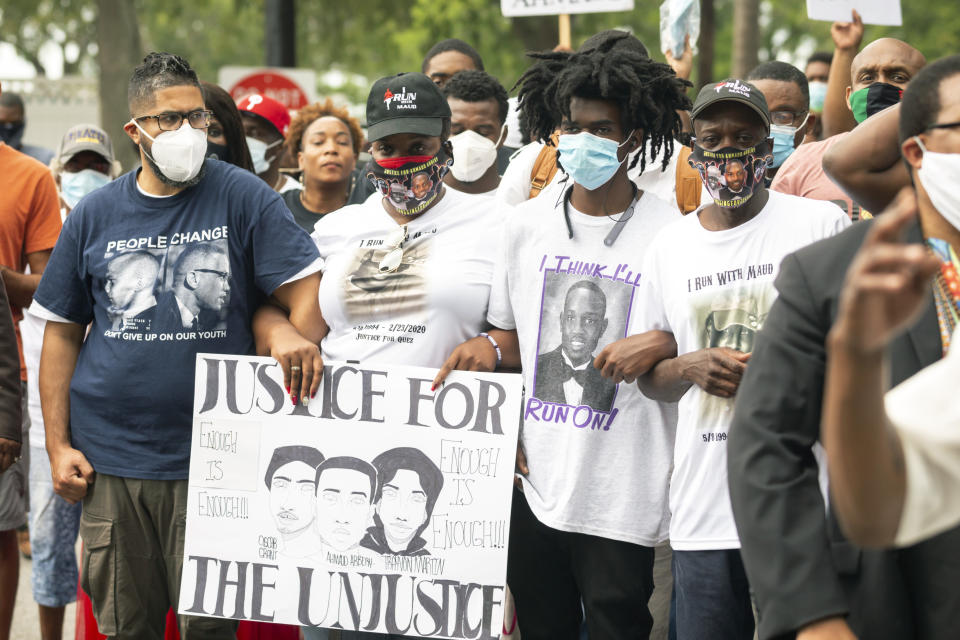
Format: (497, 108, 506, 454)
(831, 9, 864, 51)
(807, 0, 902, 26)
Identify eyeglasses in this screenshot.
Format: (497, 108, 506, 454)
(926, 120, 960, 132)
(135, 110, 213, 131)
(769, 110, 807, 127)
(378, 225, 408, 274)
(194, 268, 229, 282)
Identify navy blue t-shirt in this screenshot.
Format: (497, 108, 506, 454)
(34, 159, 319, 479)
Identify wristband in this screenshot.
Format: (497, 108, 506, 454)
(479, 332, 502, 367)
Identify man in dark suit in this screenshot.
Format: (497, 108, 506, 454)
(534, 279, 616, 411)
(728, 55, 960, 640)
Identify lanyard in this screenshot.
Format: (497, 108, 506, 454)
(927, 237, 960, 353)
(562, 184, 640, 247)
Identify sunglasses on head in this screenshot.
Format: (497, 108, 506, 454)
(378, 225, 408, 274)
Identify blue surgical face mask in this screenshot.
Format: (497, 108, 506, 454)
(557, 130, 634, 191)
(769, 116, 808, 168)
(808, 81, 828, 112)
(60, 168, 111, 208)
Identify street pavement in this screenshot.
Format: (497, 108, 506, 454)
(10, 547, 77, 640)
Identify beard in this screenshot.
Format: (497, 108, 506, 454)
(142, 145, 206, 189)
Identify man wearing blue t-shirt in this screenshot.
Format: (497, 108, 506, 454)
(34, 52, 324, 639)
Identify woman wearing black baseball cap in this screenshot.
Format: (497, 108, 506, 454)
(254, 75, 510, 639)
(255, 71, 509, 402)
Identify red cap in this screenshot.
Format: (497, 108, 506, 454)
(236, 94, 291, 137)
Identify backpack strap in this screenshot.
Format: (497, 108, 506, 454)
(674, 145, 703, 215)
(528, 132, 561, 199)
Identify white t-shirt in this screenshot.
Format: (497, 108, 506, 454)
(495, 140, 711, 214)
(20, 305, 46, 449)
(312, 187, 503, 367)
(633, 190, 849, 551)
(279, 174, 300, 193)
(889, 329, 960, 547)
(487, 187, 679, 546)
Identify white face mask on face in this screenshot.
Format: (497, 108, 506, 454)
(131, 119, 207, 183)
(247, 136, 282, 175)
(914, 136, 960, 231)
(448, 126, 504, 183)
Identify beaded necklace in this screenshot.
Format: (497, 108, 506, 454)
(927, 237, 960, 353)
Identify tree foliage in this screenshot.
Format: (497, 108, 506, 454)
(2, 0, 959, 98)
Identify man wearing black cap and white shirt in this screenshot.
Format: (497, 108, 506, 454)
(634, 80, 848, 639)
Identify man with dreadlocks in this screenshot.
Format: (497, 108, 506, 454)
(435, 30, 688, 639)
(634, 81, 848, 639)
(495, 29, 709, 213)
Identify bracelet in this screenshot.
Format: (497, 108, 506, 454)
(479, 332, 502, 367)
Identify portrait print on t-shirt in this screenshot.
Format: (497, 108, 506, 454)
(689, 280, 776, 424)
(532, 270, 634, 414)
(341, 234, 432, 322)
(101, 231, 231, 339)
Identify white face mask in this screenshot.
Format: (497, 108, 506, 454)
(131, 119, 207, 183)
(449, 127, 504, 183)
(914, 136, 960, 231)
(247, 136, 282, 175)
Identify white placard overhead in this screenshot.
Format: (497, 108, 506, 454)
(501, 0, 635, 18)
(179, 355, 522, 639)
(806, 0, 902, 26)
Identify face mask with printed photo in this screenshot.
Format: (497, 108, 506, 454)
(689, 141, 773, 208)
(366, 151, 451, 216)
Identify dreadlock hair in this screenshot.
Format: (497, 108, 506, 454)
(515, 30, 692, 175)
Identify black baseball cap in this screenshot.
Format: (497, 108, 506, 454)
(691, 79, 770, 129)
(366, 72, 451, 142)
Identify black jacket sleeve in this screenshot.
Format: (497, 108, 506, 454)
(728, 248, 848, 638)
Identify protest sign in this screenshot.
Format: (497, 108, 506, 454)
(806, 0, 902, 26)
(178, 355, 522, 639)
(500, 0, 635, 18)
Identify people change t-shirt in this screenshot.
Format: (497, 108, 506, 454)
(633, 190, 849, 550)
(313, 186, 503, 367)
(33, 159, 320, 479)
(487, 188, 679, 546)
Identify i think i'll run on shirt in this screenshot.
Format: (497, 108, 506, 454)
(488, 187, 680, 546)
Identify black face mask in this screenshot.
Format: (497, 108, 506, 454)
(0, 122, 25, 148)
(206, 141, 232, 165)
(849, 82, 903, 123)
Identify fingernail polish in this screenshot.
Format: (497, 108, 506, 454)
(285, 385, 290, 393)
(291, 396, 297, 405)
(431, 384, 436, 392)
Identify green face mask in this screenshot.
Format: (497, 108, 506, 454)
(849, 82, 903, 123)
